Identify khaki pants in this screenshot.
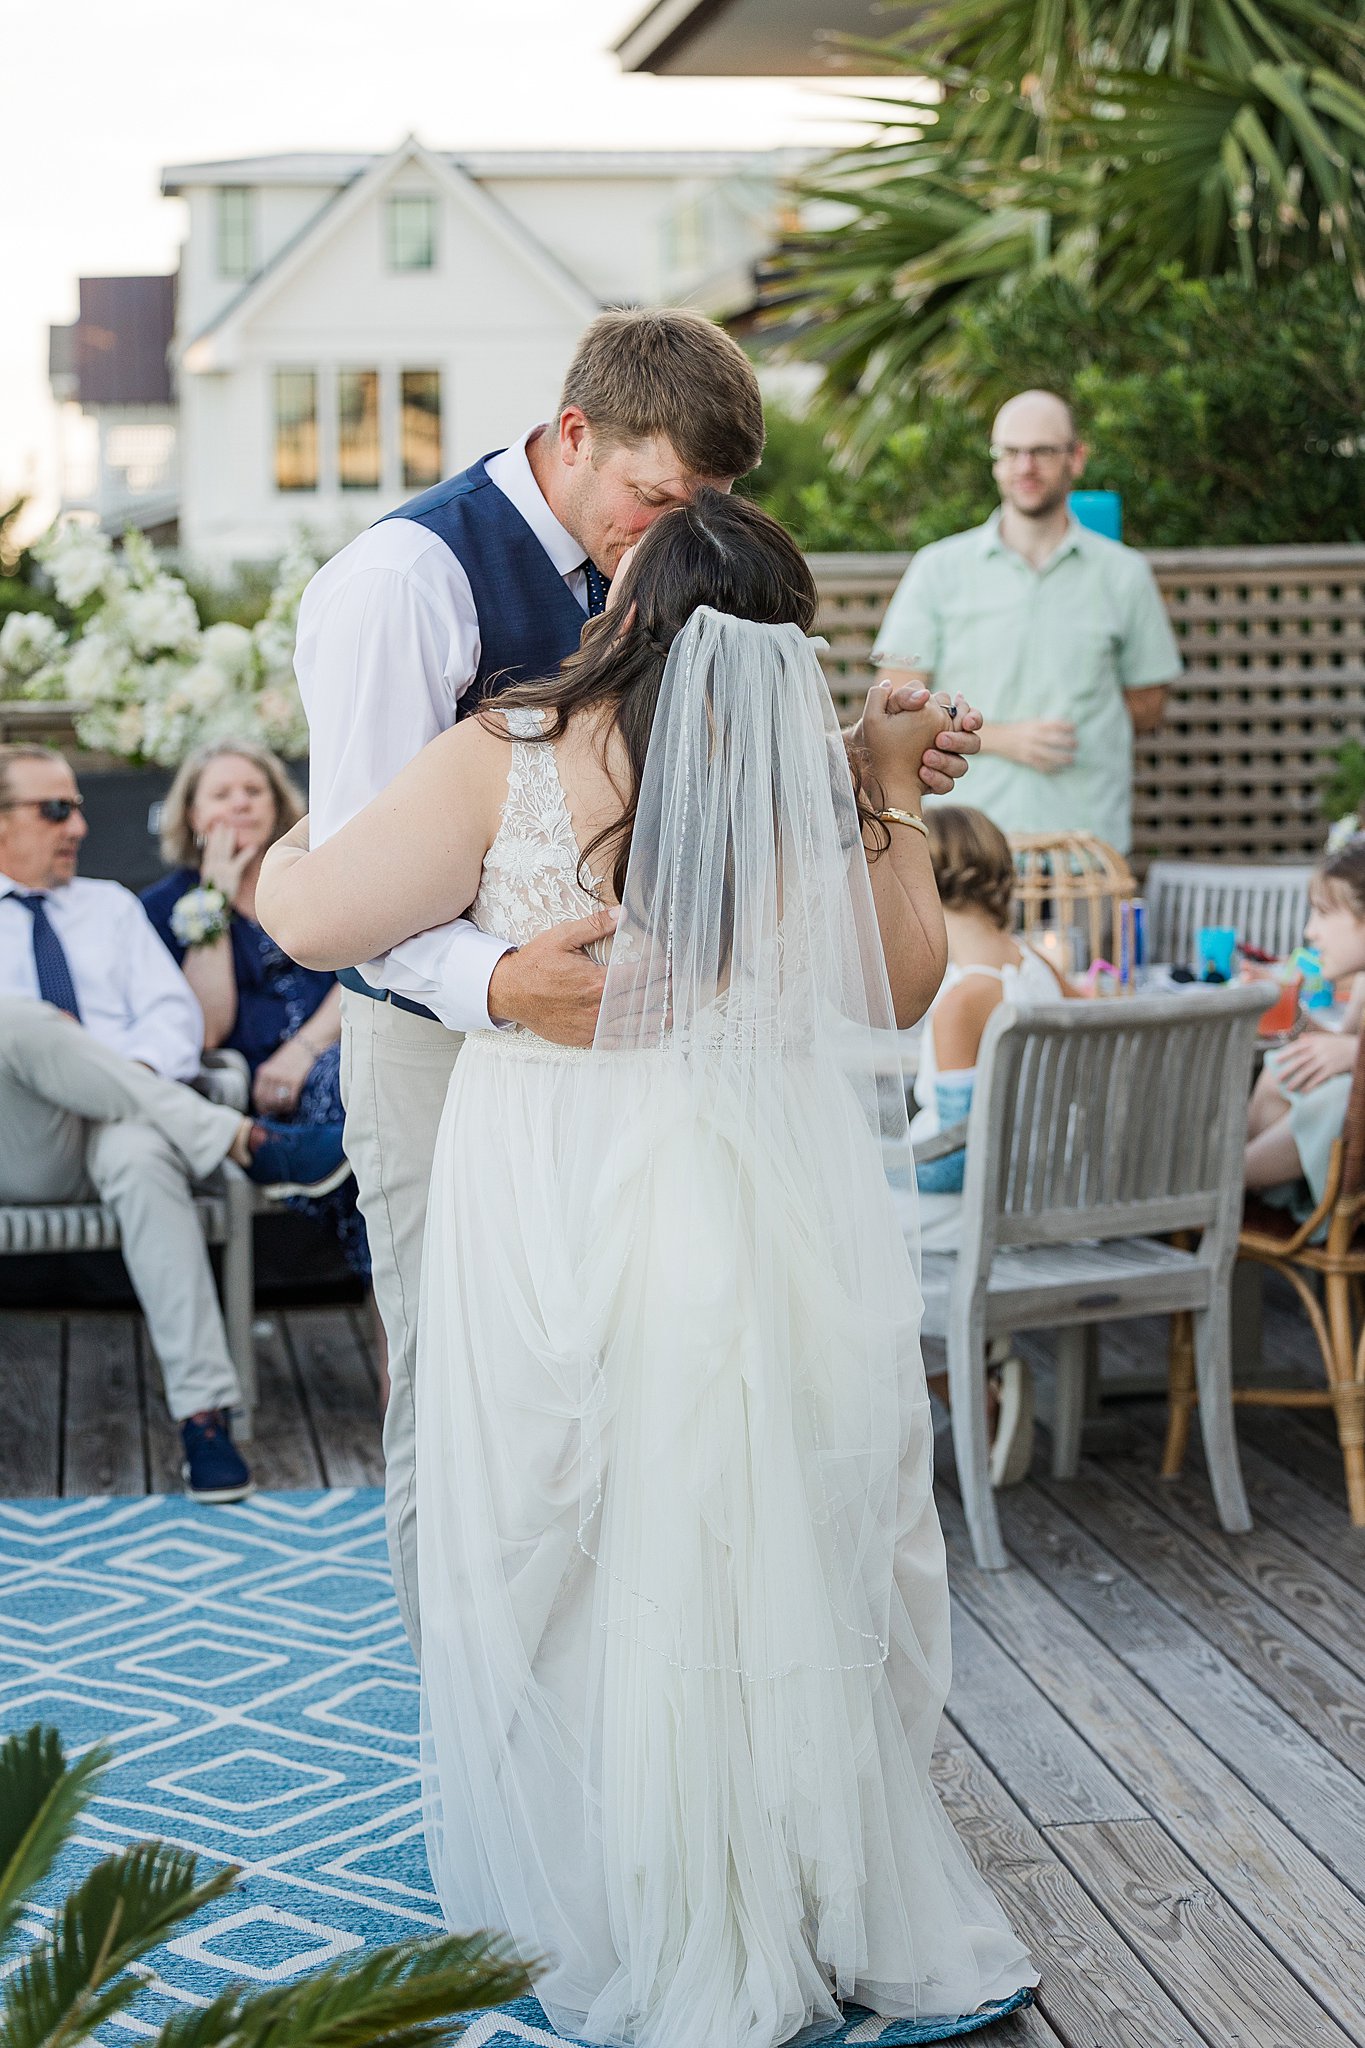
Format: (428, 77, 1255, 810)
(339, 989, 461, 1661)
(0, 997, 245, 1419)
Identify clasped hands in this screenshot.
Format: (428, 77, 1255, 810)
(854, 682, 982, 800)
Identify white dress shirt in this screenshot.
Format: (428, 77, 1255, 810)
(0, 872, 206, 1080)
(294, 427, 593, 1033)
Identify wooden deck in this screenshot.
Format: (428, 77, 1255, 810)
(2, 1288, 1363, 2046)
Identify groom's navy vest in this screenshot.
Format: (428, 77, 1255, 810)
(380, 453, 588, 716)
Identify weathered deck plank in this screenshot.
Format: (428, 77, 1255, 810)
(63, 1310, 145, 1497)
(930, 1738, 1208, 2048)
(1047, 1816, 1360, 2048)
(279, 1305, 385, 1489)
(1033, 1462, 1365, 1784)
(990, 1473, 1365, 1890)
(1104, 1446, 1365, 1682)
(947, 1601, 1146, 1828)
(938, 1490, 1365, 2038)
(0, 1312, 62, 1496)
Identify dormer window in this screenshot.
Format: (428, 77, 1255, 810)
(216, 188, 254, 278)
(387, 194, 436, 271)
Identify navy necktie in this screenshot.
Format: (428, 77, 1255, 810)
(16, 892, 82, 1021)
(583, 560, 610, 618)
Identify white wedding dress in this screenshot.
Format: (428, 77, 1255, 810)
(414, 617, 1036, 2048)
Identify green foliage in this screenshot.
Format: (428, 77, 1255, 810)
(0, 1726, 538, 2048)
(2, 1843, 238, 2048)
(180, 561, 281, 630)
(779, 0, 1365, 447)
(0, 499, 62, 630)
(1322, 740, 1365, 822)
(152, 1934, 539, 2048)
(0, 1729, 111, 1952)
(748, 268, 1365, 548)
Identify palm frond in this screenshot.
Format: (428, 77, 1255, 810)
(153, 1930, 538, 2048)
(0, 1841, 238, 2048)
(774, 0, 1365, 434)
(0, 1728, 109, 1954)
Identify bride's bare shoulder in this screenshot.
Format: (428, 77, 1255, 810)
(418, 708, 516, 781)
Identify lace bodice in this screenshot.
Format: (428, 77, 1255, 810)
(469, 708, 602, 949)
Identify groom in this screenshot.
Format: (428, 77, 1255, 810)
(295, 306, 980, 1659)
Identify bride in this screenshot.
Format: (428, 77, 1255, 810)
(257, 491, 1037, 2046)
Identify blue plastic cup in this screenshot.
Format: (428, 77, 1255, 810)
(1197, 926, 1237, 980)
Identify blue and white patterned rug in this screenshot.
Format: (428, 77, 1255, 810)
(0, 1490, 1030, 2044)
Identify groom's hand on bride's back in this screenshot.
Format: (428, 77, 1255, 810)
(487, 909, 619, 1046)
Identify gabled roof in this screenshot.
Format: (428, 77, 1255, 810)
(160, 146, 808, 193)
(178, 137, 601, 371)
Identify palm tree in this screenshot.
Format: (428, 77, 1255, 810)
(0, 1725, 536, 2048)
(779, 0, 1365, 452)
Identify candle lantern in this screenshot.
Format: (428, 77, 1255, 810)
(1008, 831, 1137, 981)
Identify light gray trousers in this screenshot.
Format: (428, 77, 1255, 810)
(339, 989, 462, 1663)
(0, 997, 245, 1419)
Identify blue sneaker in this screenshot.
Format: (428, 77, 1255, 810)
(247, 1118, 352, 1198)
(181, 1409, 254, 1503)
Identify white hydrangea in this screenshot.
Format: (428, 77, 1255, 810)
(178, 659, 234, 713)
(38, 524, 117, 608)
(252, 616, 299, 678)
(254, 683, 309, 757)
(0, 610, 65, 684)
(31, 520, 318, 766)
(199, 620, 257, 684)
(64, 626, 134, 703)
(120, 579, 201, 657)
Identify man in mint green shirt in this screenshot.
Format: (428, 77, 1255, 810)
(873, 390, 1178, 853)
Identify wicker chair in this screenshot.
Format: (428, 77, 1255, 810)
(1163, 1031, 1365, 1524)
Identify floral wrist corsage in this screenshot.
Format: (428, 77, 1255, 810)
(170, 883, 231, 949)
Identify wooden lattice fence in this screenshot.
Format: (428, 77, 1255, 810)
(7, 544, 1364, 866)
(811, 544, 1365, 864)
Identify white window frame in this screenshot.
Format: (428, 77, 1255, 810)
(386, 193, 437, 272)
(216, 187, 255, 278)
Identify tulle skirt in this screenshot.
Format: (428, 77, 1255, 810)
(415, 1029, 1036, 2048)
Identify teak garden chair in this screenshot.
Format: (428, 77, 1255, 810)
(912, 986, 1266, 1570)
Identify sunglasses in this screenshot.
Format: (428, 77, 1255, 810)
(0, 797, 85, 823)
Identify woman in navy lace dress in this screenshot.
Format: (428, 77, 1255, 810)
(141, 742, 373, 1303)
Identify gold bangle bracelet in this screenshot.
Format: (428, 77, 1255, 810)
(876, 807, 929, 838)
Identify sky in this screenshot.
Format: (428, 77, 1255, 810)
(2, 0, 885, 534)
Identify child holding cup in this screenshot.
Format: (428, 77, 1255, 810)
(1246, 838, 1365, 1221)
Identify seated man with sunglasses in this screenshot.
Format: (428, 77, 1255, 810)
(0, 745, 349, 1500)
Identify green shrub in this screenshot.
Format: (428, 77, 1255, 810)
(750, 269, 1365, 551)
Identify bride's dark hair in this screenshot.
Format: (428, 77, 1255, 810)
(484, 488, 822, 902)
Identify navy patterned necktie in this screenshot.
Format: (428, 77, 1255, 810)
(583, 560, 610, 618)
(15, 892, 82, 1020)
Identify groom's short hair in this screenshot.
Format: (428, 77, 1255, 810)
(559, 308, 765, 480)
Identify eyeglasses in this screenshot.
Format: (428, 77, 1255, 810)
(989, 443, 1076, 465)
(0, 797, 85, 823)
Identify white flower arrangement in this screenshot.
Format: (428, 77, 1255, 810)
(0, 523, 317, 767)
(0, 610, 65, 690)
